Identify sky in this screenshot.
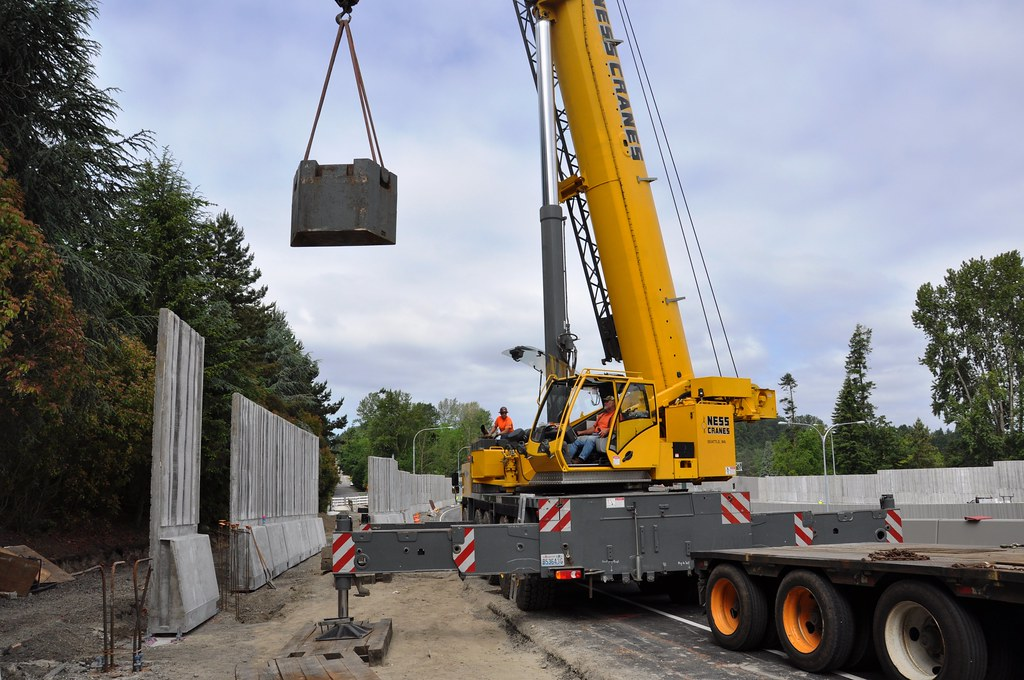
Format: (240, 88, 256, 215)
(89, 1, 1024, 433)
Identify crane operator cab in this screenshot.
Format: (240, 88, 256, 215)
(531, 372, 654, 469)
(466, 368, 762, 492)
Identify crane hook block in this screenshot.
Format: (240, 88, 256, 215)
(291, 158, 397, 247)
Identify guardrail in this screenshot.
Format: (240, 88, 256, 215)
(330, 496, 368, 513)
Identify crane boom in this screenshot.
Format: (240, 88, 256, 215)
(467, 0, 776, 490)
(537, 0, 693, 395)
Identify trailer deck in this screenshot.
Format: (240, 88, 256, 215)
(695, 542, 1024, 604)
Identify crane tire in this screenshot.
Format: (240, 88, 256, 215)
(705, 563, 769, 651)
(513, 575, 555, 611)
(873, 580, 987, 680)
(774, 569, 855, 673)
(845, 592, 879, 671)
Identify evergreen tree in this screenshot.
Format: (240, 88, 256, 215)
(735, 420, 783, 476)
(894, 420, 945, 469)
(0, 0, 151, 337)
(778, 373, 798, 422)
(831, 325, 876, 473)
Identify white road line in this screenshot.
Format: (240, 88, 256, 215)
(438, 505, 462, 521)
(590, 586, 710, 632)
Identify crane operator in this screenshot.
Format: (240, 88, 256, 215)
(486, 407, 514, 438)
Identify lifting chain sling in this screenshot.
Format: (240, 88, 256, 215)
(303, 1, 383, 167)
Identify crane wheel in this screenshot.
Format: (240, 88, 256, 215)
(513, 574, 555, 611)
(873, 580, 987, 680)
(705, 563, 768, 651)
(775, 570, 855, 673)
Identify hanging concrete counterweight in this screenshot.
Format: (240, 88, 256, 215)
(290, 158, 397, 246)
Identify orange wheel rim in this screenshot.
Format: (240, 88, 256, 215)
(782, 586, 822, 654)
(710, 579, 740, 636)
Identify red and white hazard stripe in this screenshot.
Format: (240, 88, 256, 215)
(721, 492, 752, 525)
(539, 499, 572, 532)
(332, 532, 356, 573)
(794, 512, 813, 546)
(886, 509, 904, 543)
(453, 527, 476, 573)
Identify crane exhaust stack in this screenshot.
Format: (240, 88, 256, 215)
(290, 158, 397, 247)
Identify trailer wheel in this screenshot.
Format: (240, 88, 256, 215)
(873, 580, 987, 680)
(846, 592, 879, 670)
(513, 574, 554, 611)
(774, 569, 855, 673)
(705, 563, 769, 651)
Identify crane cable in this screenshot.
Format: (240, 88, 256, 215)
(614, 0, 739, 379)
(303, 8, 384, 167)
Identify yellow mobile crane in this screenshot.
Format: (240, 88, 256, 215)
(310, 0, 888, 609)
(467, 0, 775, 496)
(314, 8, 1021, 677)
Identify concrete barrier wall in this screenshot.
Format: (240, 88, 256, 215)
(706, 460, 1024, 507)
(903, 518, 1024, 544)
(367, 456, 456, 523)
(148, 309, 218, 635)
(229, 394, 326, 591)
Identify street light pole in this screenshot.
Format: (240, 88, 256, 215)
(777, 420, 866, 508)
(456, 445, 470, 473)
(413, 426, 454, 475)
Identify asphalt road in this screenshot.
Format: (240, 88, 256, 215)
(489, 578, 884, 680)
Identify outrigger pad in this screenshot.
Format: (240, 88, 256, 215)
(291, 158, 397, 246)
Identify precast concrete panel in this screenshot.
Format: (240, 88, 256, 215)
(228, 395, 324, 590)
(367, 456, 456, 521)
(148, 309, 217, 635)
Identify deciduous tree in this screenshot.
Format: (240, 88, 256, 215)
(913, 251, 1024, 463)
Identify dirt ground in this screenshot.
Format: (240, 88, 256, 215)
(0, 519, 577, 680)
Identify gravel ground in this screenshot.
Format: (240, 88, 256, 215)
(1, 519, 578, 680)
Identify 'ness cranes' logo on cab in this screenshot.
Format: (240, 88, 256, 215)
(705, 415, 731, 436)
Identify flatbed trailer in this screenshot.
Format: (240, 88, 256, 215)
(693, 542, 1024, 679)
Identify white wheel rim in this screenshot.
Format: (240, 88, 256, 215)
(883, 600, 945, 680)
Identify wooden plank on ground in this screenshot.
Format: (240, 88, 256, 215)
(1, 545, 74, 583)
(329, 654, 380, 680)
(354, 619, 392, 666)
(295, 655, 335, 680)
(235, 655, 377, 680)
(0, 552, 38, 596)
(279, 619, 390, 665)
(239, 618, 388, 680)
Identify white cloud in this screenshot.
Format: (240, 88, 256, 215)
(90, 1, 1024, 432)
